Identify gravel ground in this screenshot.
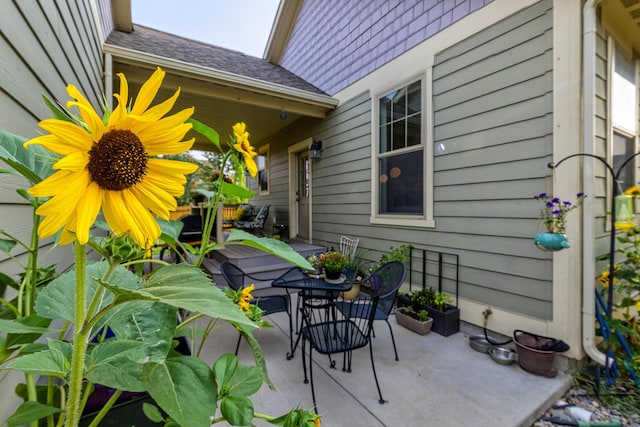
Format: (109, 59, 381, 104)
(531, 384, 640, 427)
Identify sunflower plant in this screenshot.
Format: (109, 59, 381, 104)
(0, 67, 317, 427)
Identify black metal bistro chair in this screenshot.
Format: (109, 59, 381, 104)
(300, 288, 385, 413)
(220, 262, 293, 356)
(334, 261, 406, 361)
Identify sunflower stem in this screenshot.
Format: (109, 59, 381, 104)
(66, 242, 88, 427)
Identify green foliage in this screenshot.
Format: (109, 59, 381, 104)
(433, 291, 455, 311)
(0, 120, 317, 427)
(369, 244, 412, 273)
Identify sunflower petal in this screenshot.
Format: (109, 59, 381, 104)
(131, 67, 164, 116)
(66, 84, 104, 141)
(102, 191, 142, 243)
(138, 87, 181, 121)
(74, 182, 103, 244)
(52, 151, 88, 172)
(122, 190, 160, 248)
(26, 120, 92, 154)
(131, 181, 177, 220)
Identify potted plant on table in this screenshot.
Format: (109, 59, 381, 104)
(319, 251, 348, 281)
(533, 192, 586, 251)
(395, 306, 433, 335)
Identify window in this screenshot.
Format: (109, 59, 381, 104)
(376, 80, 425, 216)
(609, 41, 638, 191)
(257, 144, 269, 195)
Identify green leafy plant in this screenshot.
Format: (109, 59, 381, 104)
(319, 251, 347, 273)
(369, 244, 412, 274)
(0, 68, 317, 427)
(433, 291, 455, 311)
(397, 307, 430, 322)
(409, 288, 435, 308)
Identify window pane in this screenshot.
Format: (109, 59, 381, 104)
(379, 96, 392, 125)
(392, 87, 406, 121)
(407, 81, 421, 115)
(392, 120, 405, 150)
(613, 132, 635, 191)
(407, 113, 421, 147)
(379, 124, 391, 153)
(379, 150, 423, 214)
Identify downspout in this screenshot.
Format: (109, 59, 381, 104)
(104, 53, 113, 110)
(582, 0, 606, 366)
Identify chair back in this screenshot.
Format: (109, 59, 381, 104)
(220, 262, 250, 291)
(251, 205, 270, 228)
(302, 293, 379, 354)
(369, 261, 406, 317)
(339, 235, 359, 260)
(177, 214, 203, 242)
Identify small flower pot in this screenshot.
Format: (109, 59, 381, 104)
(534, 232, 570, 252)
(395, 308, 433, 335)
(325, 270, 342, 280)
(340, 283, 360, 300)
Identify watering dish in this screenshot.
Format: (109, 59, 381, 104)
(469, 334, 492, 353)
(488, 346, 517, 365)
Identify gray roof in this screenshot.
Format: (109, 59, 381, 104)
(106, 25, 325, 95)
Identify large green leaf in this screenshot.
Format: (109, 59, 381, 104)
(3, 349, 68, 378)
(0, 130, 57, 184)
(143, 356, 217, 427)
(35, 262, 141, 323)
(105, 301, 177, 362)
(0, 238, 17, 255)
(5, 401, 62, 427)
(0, 317, 55, 335)
(219, 181, 254, 199)
(225, 231, 313, 270)
(187, 118, 221, 151)
(220, 395, 254, 427)
(131, 264, 257, 329)
(228, 364, 264, 397)
(85, 340, 147, 391)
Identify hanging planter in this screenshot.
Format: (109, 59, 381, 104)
(533, 192, 587, 252)
(534, 232, 570, 252)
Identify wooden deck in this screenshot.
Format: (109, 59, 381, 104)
(201, 240, 326, 287)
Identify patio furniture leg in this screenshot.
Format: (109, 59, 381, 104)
(369, 341, 386, 405)
(385, 318, 399, 361)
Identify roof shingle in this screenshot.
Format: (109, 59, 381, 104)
(106, 25, 326, 95)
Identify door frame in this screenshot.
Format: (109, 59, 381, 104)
(288, 138, 313, 242)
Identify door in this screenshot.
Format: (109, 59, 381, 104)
(297, 151, 311, 240)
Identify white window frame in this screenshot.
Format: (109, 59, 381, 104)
(606, 37, 639, 196)
(258, 144, 270, 196)
(370, 71, 434, 228)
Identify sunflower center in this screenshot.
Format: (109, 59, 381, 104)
(88, 129, 148, 191)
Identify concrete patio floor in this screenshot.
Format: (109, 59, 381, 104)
(196, 295, 572, 427)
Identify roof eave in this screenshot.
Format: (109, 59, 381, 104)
(103, 43, 338, 116)
(263, 0, 301, 63)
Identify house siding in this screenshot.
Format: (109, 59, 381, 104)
(259, 0, 556, 320)
(279, 0, 494, 96)
(0, 0, 106, 420)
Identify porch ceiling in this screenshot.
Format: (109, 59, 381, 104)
(110, 60, 333, 152)
(608, 0, 640, 52)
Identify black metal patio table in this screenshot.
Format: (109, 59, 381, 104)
(271, 267, 354, 360)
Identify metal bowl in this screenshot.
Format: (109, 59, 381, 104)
(469, 334, 492, 353)
(488, 346, 518, 365)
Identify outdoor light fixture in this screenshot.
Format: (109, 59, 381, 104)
(280, 109, 287, 120)
(309, 139, 322, 160)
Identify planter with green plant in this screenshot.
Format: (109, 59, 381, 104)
(319, 251, 348, 280)
(396, 288, 459, 336)
(395, 306, 433, 335)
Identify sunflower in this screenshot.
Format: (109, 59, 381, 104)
(238, 284, 255, 311)
(25, 67, 198, 248)
(232, 122, 257, 177)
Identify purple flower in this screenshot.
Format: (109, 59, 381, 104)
(577, 192, 585, 198)
(536, 192, 547, 199)
(563, 201, 572, 207)
(551, 197, 560, 204)
(546, 202, 554, 208)
(552, 210, 562, 215)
